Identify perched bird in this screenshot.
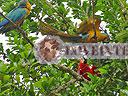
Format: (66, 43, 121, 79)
(0, 0, 31, 33)
(77, 16, 101, 34)
(78, 16, 109, 43)
(85, 28, 109, 43)
(77, 59, 101, 80)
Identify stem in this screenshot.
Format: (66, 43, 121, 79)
(48, 79, 77, 96)
(91, 0, 97, 41)
(53, 64, 87, 82)
(119, 0, 128, 20)
(45, 1, 69, 25)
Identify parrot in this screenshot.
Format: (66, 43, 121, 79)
(77, 58, 101, 81)
(0, 0, 31, 33)
(77, 16, 109, 43)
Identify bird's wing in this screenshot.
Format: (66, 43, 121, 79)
(0, 8, 27, 27)
(0, 18, 8, 27)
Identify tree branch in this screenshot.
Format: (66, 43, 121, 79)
(48, 79, 77, 96)
(119, 0, 127, 18)
(49, 64, 87, 95)
(53, 64, 87, 82)
(45, 1, 70, 27)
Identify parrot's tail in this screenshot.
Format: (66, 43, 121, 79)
(59, 35, 82, 43)
(0, 19, 9, 27)
(0, 26, 14, 34)
(0, 27, 8, 34)
(0, 19, 10, 33)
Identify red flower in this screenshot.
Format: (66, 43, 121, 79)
(77, 59, 100, 80)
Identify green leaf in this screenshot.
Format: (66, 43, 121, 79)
(0, 61, 7, 72)
(99, 68, 108, 74)
(3, 75, 10, 82)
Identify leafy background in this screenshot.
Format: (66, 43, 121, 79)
(0, 0, 128, 96)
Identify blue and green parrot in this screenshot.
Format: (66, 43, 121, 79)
(0, 0, 31, 33)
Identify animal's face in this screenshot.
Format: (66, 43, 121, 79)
(18, 0, 31, 11)
(26, 1, 31, 11)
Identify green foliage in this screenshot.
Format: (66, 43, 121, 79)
(0, 0, 128, 96)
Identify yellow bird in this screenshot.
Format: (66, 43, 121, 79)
(78, 16, 109, 43)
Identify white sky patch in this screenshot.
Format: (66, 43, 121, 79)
(0, 7, 6, 15)
(100, 21, 110, 34)
(34, 34, 46, 44)
(0, 34, 10, 51)
(31, 4, 36, 9)
(95, 11, 103, 16)
(41, 15, 48, 21)
(0, 34, 12, 63)
(65, 3, 82, 27)
(81, 0, 88, 6)
(62, 2, 68, 8)
(0, 7, 3, 12)
(28, 32, 46, 44)
(127, 0, 128, 3)
(66, 6, 82, 27)
(71, 18, 82, 27)
(100, 21, 107, 29)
